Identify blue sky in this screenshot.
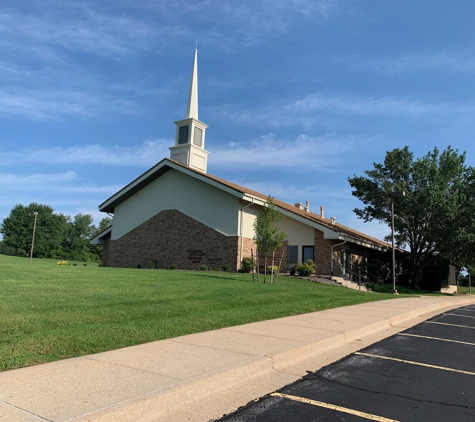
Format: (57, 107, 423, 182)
(1, 1, 475, 242)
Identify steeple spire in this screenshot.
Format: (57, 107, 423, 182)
(170, 49, 209, 173)
(185, 49, 198, 120)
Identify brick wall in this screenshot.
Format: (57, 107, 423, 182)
(102, 238, 110, 266)
(314, 229, 332, 275)
(105, 209, 242, 271)
(239, 236, 257, 269)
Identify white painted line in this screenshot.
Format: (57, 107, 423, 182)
(398, 333, 475, 346)
(355, 352, 475, 376)
(426, 321, 475, 329)
(446, 313, 475, 319)
(271, 392, 400, 422)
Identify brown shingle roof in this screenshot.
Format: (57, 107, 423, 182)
(169, 160, 390, 249)
(98, 158, 390, 249)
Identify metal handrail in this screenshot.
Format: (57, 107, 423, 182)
(330, 259, 380, 285)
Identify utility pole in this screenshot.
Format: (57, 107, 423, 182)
(30, 211, 38, 264)
(390, 191, 405, 294)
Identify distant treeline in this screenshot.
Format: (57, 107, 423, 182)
(0, 203, 111, 262)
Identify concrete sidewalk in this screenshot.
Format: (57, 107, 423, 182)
(1, 296, 474, 422)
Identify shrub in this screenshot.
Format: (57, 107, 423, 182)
(169, 264, 177, 270)
(295, 260, 316, 277)
(222, 263, 230, 272)
(200, 264, 208, 271)
(240, 257, 255, 273)
(98, 261, 104, 267)
(135, 264, 142, 268)
(83, 263, 87, 266)
(149, 260, 157, 269)
(73, 263, 77, 266)
(56, 260, 69, 266)
(266, 265, 278, 275)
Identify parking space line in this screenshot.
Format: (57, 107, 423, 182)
(399, 332, 475, 346)
(426, 321, 475, 329)
(446, 313, 475, 319)
(355, 352, 475, 376)
(270, 392, 400, 422)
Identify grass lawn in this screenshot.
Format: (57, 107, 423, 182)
(2, 254, 412, 372)
(456, 286, 475, 295)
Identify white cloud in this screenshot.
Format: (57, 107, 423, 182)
(0, 140, 171, 167)
(210, 133, 362, 171)
(0, 134, 363, 171)
(356, 48, 475, 75)
(213, 92, 475, 129)
(0, 89, 141, 121)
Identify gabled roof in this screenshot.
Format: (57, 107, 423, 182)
(99, 158, 390, 250)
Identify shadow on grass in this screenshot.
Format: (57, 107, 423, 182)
(192, 273, 252, 282)
(367, 282, 444, 296)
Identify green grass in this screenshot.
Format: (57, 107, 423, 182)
(2, 254, 405, 372)
(456, 286, 475, 295)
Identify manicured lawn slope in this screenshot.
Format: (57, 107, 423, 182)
(0, 255, 397, 371)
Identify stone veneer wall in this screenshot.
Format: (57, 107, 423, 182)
(105, 209, 243, 271)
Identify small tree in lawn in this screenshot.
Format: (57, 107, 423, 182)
(253, 196, 286, 284)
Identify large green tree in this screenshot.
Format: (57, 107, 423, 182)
(0, 203, 69, 258)
(1, 204, 111, 261)
(348, 146, 475, 288)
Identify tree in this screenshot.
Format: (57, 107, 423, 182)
(253, 196, 286, 283)
(63, 214, 96, 261)
(0, 203, 69, 258)
(94, 217, 112, 235)
(348, 146, 475, 289)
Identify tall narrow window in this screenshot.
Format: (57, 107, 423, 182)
(178, 126, 189, 144)
(287, 245, 298, 271)
(302, 246, 314, 263)
(193, 127, 203, 147)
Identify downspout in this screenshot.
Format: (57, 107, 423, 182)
(240, 198, 255, 267)
(330, 234, 347, 279)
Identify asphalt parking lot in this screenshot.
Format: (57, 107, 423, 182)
(218, 304, 475, 422)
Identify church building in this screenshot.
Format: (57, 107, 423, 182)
(91, 51, 390, 274)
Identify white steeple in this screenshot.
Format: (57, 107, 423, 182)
(185, 49, 198, 120)
(170, 49, 209, 173)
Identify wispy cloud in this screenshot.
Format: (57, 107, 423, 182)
(210, 132, 362, 171)
(213, 92, 475, 129)
(0, 89, 141, 120)
(0, 140, 172, 167)
(0, 170, 121, 223)
(355, 48, 475, 75)
(0, 134, 362, 172)
(0, 8, 159, 60)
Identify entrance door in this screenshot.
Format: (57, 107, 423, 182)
(340, 249, 350, 275)
(302, 246, 314, 263)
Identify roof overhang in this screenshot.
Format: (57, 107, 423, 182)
(99, 158, 247, 214)
(90, 226, 112, 245)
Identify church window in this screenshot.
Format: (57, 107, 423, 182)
(178, 125, 189, 144)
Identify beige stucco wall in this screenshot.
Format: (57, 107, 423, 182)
(112, 169, 240, 239)
(276, 216, 315, 263)
(241, 205, 316, 264)
(240, 203, 259, 238)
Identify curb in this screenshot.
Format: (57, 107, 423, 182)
(75, 297, 475, 422)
